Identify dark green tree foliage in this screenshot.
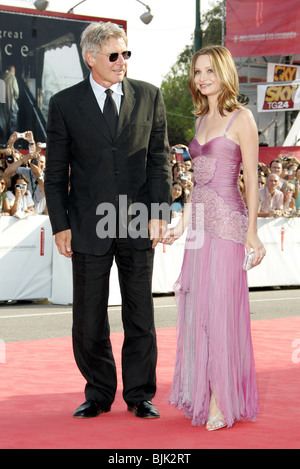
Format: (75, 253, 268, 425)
(161, 1, 223, 146)
(202, 2, 223, 47)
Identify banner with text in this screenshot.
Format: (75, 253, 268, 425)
(258, 62, 300, 112)
(267, 63, 300, 82)
(226, 0, 300, 57)
(257, 82, 300, 112)
(0, 5, 126, 146)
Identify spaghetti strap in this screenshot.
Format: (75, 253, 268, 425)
(225, 109, 241, 132)
(195, 116, 204, 134)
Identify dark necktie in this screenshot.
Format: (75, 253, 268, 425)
(103, 89, 118, 139)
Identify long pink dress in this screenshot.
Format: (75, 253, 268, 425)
(168, 111, 259, 427)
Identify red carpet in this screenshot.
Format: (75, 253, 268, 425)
(0, 317, 299, 449)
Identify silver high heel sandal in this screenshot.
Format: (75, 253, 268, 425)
(206, 411, 227, 431)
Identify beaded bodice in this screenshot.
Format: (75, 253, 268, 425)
(188, 111, 248, 245)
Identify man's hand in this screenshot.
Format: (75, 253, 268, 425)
(148, 219, 168, 248)
(55, 229, 73, 258)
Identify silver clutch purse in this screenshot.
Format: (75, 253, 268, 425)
(243, 248, 255, 271)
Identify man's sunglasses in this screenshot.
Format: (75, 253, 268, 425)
(98, 50, 131, 62)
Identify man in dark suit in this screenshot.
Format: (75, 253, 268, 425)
(44, 22, 172, 419)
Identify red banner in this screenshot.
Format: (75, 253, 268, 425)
(258, 146, 300, 165)
(226, 0, 300, 57)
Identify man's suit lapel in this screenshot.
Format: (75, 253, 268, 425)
(78, 77, 136, 143)
(78, 77, 112, 142)
(115, 78, 136, 142)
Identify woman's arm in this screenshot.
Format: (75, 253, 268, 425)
(10, 196, 19, 215)
(237, 109, 265, 266)
(25, 205, 35, 215)
(2, 197, 11, 215)
(162, 187, 193, 244)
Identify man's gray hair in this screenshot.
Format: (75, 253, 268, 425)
(81, 21, 128, 70)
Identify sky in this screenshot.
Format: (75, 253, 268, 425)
(0, 0, 213, 86)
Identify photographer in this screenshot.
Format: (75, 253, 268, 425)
(6, 173, 34, 216)
(172, 161, 186, 182)
(178, 171, 193, 197)
(171, 182, 184, 217)
(0, 148, 21, 168)
(0, 174, 10, 217)
(0, 131, 34, 175)
(4, 132, 47, 215)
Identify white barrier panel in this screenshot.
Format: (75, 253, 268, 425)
(1, 217, 300, 305)
(247, 217, 300, 287)
(153, 217, 300, 291)
(0, 216, 52, 301)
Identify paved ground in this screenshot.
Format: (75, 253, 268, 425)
(0, 286, 299, 343)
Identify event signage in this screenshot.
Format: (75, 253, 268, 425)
(266, 63, 300, 83)
(257, 82, 300, 112)
(0, 5, 126, 146)
(226, 0, 300, 58)
(257, 63, 300, 112)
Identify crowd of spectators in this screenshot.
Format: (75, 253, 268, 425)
(170, 145, 300, 219)
(0, 131, 46, 219)
(1, 134, 300, 221)
(251, 157, 300, 217)
(170, 144, 194, 218)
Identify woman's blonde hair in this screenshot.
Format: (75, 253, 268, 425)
(189, 45, 242, 117)
(281, 181, 295, 193)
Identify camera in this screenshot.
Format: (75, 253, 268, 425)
(30, 158, 38, 165)
(182, 150, 191, 161)
(5, 155, 14, 164)
(15, 184, 26, 190)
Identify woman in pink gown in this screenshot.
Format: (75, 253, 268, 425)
(163, 46, 266, 431)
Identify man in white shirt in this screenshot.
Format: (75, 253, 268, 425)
(258, 173, 283, 217)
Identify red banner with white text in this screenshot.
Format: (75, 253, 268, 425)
(226, 0, 300, 57)
(259, 146, 300, 165)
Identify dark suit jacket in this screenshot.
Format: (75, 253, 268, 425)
(44, 76, 172, 255)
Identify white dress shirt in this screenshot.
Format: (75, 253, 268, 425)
(89, 74, 123, 114)
(258, 186, 284, 213)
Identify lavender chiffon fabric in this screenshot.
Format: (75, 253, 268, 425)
(168, 112, 259, 427)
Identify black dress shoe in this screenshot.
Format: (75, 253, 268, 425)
(127, 400, 160, 419)
(73, 400, 111, 418)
